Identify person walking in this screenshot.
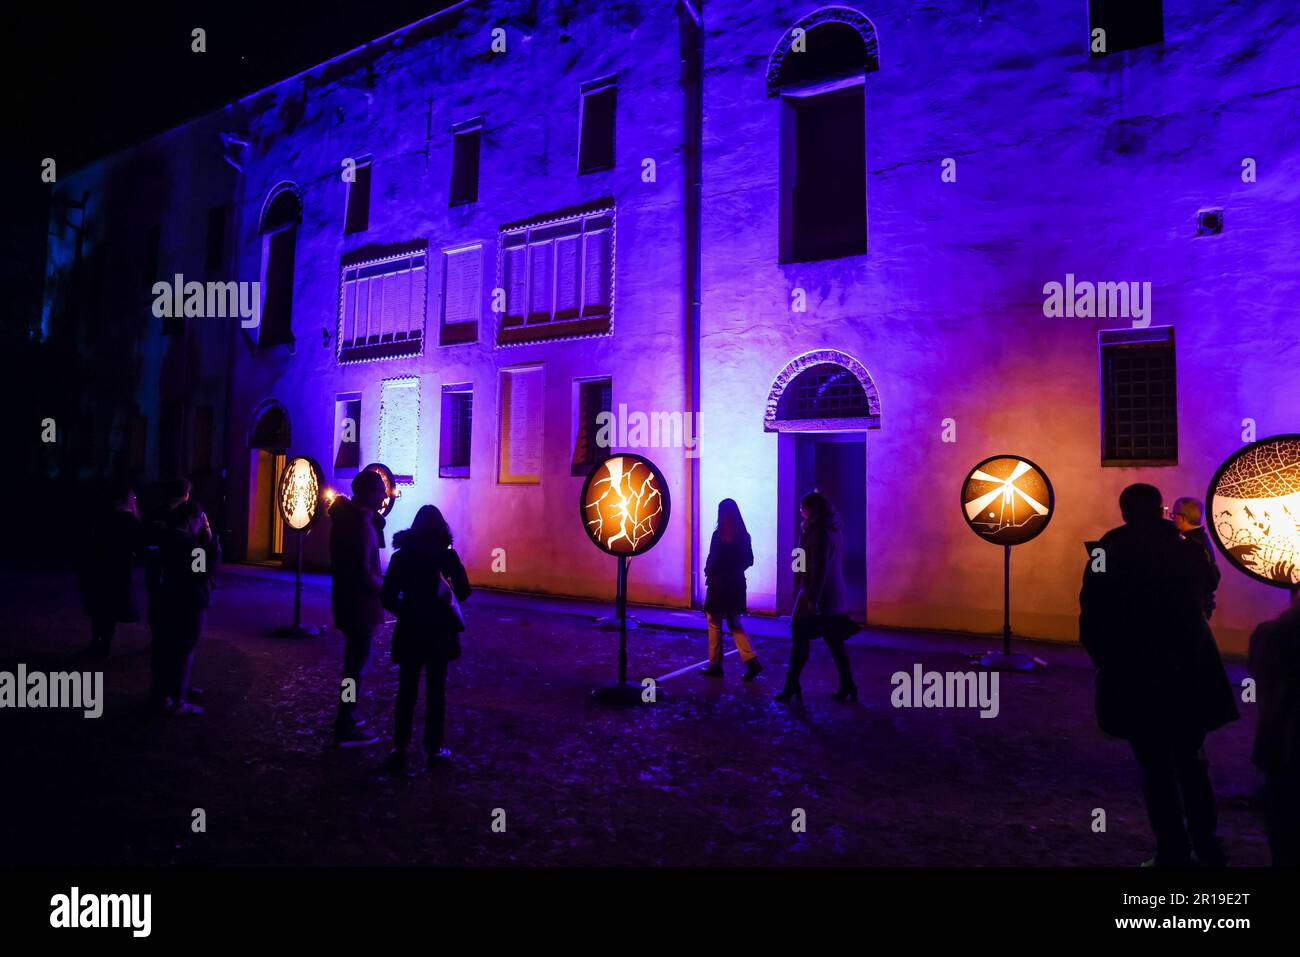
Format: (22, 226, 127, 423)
(700, 499, 761, 681)
(328, 470, 388, 748)
(78, 482, 141, 658)
(380, 506, 471, 774)
(776, 491, 859, 704)
(1079, 483, 1238, 866)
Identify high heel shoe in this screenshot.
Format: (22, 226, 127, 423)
(774, 682, 802, 703)
(831, 685, 858, 703)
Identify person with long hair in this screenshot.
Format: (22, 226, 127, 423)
(380, 505, 471, 775)
(776, 491, 859, 703)
(701, 499, 761, 681)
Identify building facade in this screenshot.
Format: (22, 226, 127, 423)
(41, 0, 1300, 653)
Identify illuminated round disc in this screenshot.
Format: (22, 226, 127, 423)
(277, 455, 325, 531)
(1206, 435, 1300, 588)
(362, 462, 399, 517)
(960, 454, 1054, 546)
(579, 453, 671, 556)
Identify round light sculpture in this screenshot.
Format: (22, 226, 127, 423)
(580, 453, 671, 557)
(960, 454, 1054, 546)
(1206, 435, 1300, 589)
(277, 455, 326, 532)
(960, 454, 1054, 671)
(274, 455, 326, 638)
(362, 462, 400, 518)
(579, 453, 671, 705)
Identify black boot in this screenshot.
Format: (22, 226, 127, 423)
(775, 679, 802, 703)
(831, 683, 858, 703)
(742, 659, 763, 682)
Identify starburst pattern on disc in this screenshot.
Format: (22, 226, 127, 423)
(961, 455, 1054, 546)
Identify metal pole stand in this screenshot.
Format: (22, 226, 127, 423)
(275, 529, 324, 638)
(592, 555, 646, 705)
(974, 545, 1044, 671)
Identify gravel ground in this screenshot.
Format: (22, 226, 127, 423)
(0, 568, 1269, 866)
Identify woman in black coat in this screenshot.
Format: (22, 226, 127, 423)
(380, 505, 471, 774)
(701, 499, 761, 681)
(776, 491, 860, 703)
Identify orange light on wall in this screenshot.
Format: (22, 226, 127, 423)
(578, 453, 671, 704)
(1207, 435, 1300, 589)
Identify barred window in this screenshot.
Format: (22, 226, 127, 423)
(777, 363, 871, 420)
(1100, 328, 1177, 465)
(440, 386, 473, 478)
(498, 206, 612, 344)
(339, 246, 426, 363)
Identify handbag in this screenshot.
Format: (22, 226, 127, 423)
(437, 571, 466, 631)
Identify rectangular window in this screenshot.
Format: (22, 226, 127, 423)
(378, 377, 420, 485)
(572, 377, 612, 475)
(338, 244, 427, 363)
(782, 83, 866, 263)
(578, 79, 616, 174)
(440, 243, 482, 345)
(497, 205, 613, 345)
(439, 385, 473, 478)
(344, 159, 372, 234)
(450, 122, 481, 206)
(205, 206, 227, 272)
(260, 226, 296, 347)
(334, 394, 362, 471)
(498, 365, 543, 485)
(1089, 1, 1163, 56)
(1100, 327, 1177, 466)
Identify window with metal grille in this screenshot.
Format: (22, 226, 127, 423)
(1100, 329, 1177, 465)
(572, 377, 612, 475)
(338, 245, 427, 363)
(777, 363, 871, 420)
(498, 205, 612, 344)
(440, 387, 473, 477)
(1089, 0, 1163, 57)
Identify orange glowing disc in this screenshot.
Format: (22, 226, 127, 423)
(579, 454, 671, 556)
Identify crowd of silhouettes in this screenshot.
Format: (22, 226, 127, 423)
(76, 471, 1300, 864)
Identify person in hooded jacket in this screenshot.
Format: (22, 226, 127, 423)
(379, 505, 471, 775)
(78, 482, 141, 658)
(329, 470, 388, 747)
(1080, 483, 1238, 866)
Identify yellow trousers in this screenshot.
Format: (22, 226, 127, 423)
(707, 612, 756, 665)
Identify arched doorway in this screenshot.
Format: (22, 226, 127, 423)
(247, 401, 291, 562)
(766, 350, 880, 615)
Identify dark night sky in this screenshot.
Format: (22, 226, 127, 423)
(3, 0, 458, 327)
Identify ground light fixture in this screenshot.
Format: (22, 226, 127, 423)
(1206, 434, 1300, 592)
(275, 454, 328, 638)
(960, 454, 1055, 670)
(579, 452, 671, 704)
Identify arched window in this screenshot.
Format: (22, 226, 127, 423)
(258, 184, 302, 348)
(769, 8, 879, 264)
(765, 349, 881, 432)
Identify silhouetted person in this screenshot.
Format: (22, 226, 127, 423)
(1173, 496, 1221, 619)
(701, 499, 761, 681)
(777, 491, 859, 704)
(380, 506, 471, 775)
(78, 482, 141, 657)
(1080, 483, 1238, 866)
(329, 470, 387, 748)
(151, 502, 215, 716)
(1248, 590, 1300, 866)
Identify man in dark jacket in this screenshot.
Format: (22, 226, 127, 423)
(329, 470, 387, 747)
(1080, 483, 1238, 866)
(1173, 497, 1221, 619)
(1248, 592, 1300, 865)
